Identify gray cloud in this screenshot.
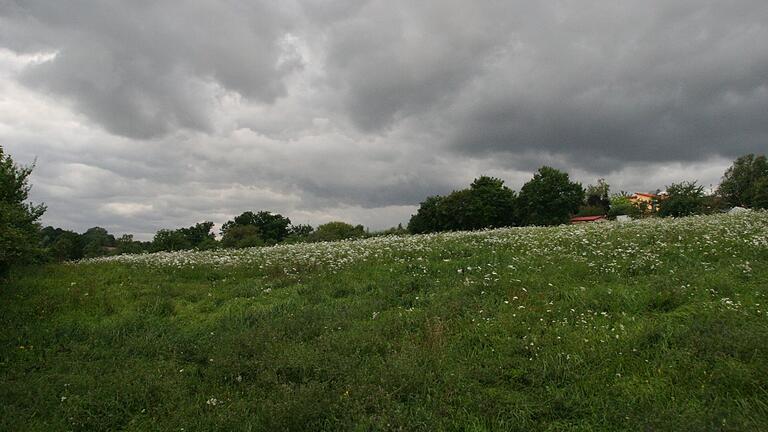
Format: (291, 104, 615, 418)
(1, 0, 299, 138)
(1, 0, 766, 237)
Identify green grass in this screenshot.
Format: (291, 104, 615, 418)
(2, 213, 768, 431)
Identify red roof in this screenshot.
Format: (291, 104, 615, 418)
(633, 193, 657, 198)
(570, 215, 606, 223)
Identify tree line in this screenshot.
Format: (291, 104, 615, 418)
(1, 143, 766, 275)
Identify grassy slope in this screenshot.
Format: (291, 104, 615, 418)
(2, 213, 768, 431)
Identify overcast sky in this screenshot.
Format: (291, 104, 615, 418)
(1, 1, 766, 239)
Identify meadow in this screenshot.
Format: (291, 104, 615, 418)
(2, 212, 768, 431)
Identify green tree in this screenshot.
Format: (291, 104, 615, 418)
(116, 234, 146, 255)
(283, 224, 314, 244)
(517, 166, 585, 226)
(0, 147, 46, 275)
(608, 193, 642, 218)
(178, 221, 215, 247)
(407, 176, 517, 234)
(658, 181, 706, 217)
(408, 195, 445, 234)
(221, 224, 264, 248)
(152, 229, 192, 252)
(221, 211, 291, 245)
(49, 231, 84, 261)
(717, 154, 768, 208)
(309, 222, 365, 242)
(80, 227, 116, 257)
(584, 178, 610, 213)
(462, 176, 518, 229)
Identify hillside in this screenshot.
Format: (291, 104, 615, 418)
(2, 212, 768, 431)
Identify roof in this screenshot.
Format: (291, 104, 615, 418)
(633, 193, 658, 198)
(570, 215, 606, 223)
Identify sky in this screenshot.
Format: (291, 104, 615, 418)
(1, 0, 766, 239)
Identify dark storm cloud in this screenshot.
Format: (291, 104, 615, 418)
(1, 0, 767, 236)
(1, 0, 300, 138)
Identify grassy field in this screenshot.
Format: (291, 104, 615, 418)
(2, 212, 768, 431)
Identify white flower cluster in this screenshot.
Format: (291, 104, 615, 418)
(75, 212, 768, 280)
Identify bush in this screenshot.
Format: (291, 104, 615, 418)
(608, 194, 642, 218)
(0, 146, 46, 275)
(309, 222, 365, 242)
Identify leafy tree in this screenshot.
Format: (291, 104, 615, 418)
(178, 221, 215, 247)
(309, 222, 365, 242)
(608, 193, 642, 218)
(49, 231, 84, 261)
(283, 224, 314, 244)
(408, 176, 517, 233)
(517, 166, 585, 226)
(116, 234, 147, 255)
(221, 211, 291, 245)
(584, 178, 610, 213)
(81, 227, 116, 257)
(752, 177, 768, 209)
(462, 176, 518, 229)
(221, 224, 264, 248)
(717, 154, 768, 208)
(152, 229, 192, 252)
(0, 146, 46, 275)
(658, 181, 706, 217)
(408, 196, 445, 234)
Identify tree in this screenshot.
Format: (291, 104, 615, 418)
(408, 195, 445, 234)
(0, 146, 46, 275)
(178, 221, 215, 247)
(49, 231, 84, 261)
(462, 176, 518, 229)
(717, 154, 768, 208)
(152, 229, 192, 252)
(608, 193, 642, 218)
(584, 178, 610, 213)
(517, 166, 584, 226)
(221, 225, 264, 248)
(116, 234, 147, 255)
(407, 176, 518, 234)
(81, 227, 116, 257)
(283, 224, 314, 244)
(309, 222, 365, 242)
(221, 211, 291, 245)
(658, 181, 705, 217)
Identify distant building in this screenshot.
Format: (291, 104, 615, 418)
(629, 192, 666, 212)
(570, 215, 607, 224)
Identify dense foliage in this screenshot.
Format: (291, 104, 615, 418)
(221, 211, 292, 245)
(718, 153, 768, 208)
(309, 221, 366, 242)
(658, 181, 706, 217)
(0, 146, 46, 275)
(517, 166, 585, 226)
(408, 176, 517, 233)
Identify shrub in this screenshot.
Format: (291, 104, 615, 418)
(309, 222, 365, 242)
(0, 146, 46, 275)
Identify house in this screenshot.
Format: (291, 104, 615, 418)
(570, 215, 607, 224)
(629, 192, 666, 212)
